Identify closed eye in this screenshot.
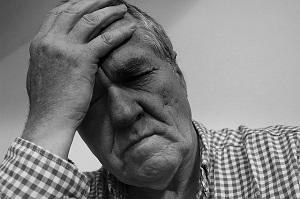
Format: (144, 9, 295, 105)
(118, 69, 157, 89)
(113, 57, 158, 83)
(123, 70, 154, 82)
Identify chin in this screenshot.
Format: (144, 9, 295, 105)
(119, 139, 183, 190)
(122, 155, 181, 190)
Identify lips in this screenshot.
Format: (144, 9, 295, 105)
(123, 133, 156, 154)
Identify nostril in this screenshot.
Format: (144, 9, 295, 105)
(111, 102, 143, 128)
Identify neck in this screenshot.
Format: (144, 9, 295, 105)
(128, 125, 201, 199)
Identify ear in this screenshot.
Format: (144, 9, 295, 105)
(174, 64, 186, 89)
(170, 52, 187, 94)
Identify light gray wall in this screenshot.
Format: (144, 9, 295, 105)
(1, 0, 299, 171)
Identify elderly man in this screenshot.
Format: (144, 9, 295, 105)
(0, 0, 299, 198)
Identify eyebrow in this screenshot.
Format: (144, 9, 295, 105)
(113, 56, 153, 82)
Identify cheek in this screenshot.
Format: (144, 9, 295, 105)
(156, 70, 184, 106)
(156, 73, 193, 141)
(158, 77, 186, 119)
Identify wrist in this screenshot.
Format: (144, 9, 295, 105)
(22, 115, 77, 159)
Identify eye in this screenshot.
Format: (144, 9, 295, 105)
(126, 70, 154, 82)
(121, 69, 157, 88)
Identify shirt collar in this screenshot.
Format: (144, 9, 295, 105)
(192, 120, 210, 198)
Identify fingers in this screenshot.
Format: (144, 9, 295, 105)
(69, 4, 127, 42)
(87, 22, 136, 58)
(35, 0, 78, 39)
(51, 0, 112, 33)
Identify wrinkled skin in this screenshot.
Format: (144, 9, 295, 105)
(22, 0, 200, 197)
(22, 0, 137, 159)
(78, 14, 199, 195)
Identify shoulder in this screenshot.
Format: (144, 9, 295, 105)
(194, 122, 300, 198)
(207, 124, 300, 150)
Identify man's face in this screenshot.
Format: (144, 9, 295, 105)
(78, 14, 197, 190)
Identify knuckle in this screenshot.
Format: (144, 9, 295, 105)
(100, 9, 108, 17)
(48, 8, 61, 16)
(81, 13, 100, 26)
(39, 37, 54, 51)
(64, 6, 80, 15)
(29, 39, 39, 54)
(33, 36, 65, 56)
(101, 33, 113, 46)
(30, 35, 52, 54)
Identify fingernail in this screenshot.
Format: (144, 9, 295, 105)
(119, 4, 127, 11)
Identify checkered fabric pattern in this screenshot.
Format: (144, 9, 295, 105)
(194, 122, 300, 199)
(0, 121, 299, 198)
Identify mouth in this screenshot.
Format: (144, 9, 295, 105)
(117, 122, 174, 158)
(122, 133, 157, 156)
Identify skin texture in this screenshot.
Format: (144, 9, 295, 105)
(22, 0, 136, 160)
(79, 14, 200, 198)
(22, 0, 200, 198)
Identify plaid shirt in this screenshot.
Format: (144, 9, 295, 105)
(1, 121, 299, 198)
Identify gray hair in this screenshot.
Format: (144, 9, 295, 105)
(113, 1, 177, 65)
(61, 0, 185, 84)
(111, 0, 185, 85)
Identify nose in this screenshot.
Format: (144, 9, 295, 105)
(108, 86, 143, 128)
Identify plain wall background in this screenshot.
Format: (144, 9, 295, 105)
(1, 0, 299, 171)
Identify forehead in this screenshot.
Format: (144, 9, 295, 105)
(102, 13, 159, 68)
